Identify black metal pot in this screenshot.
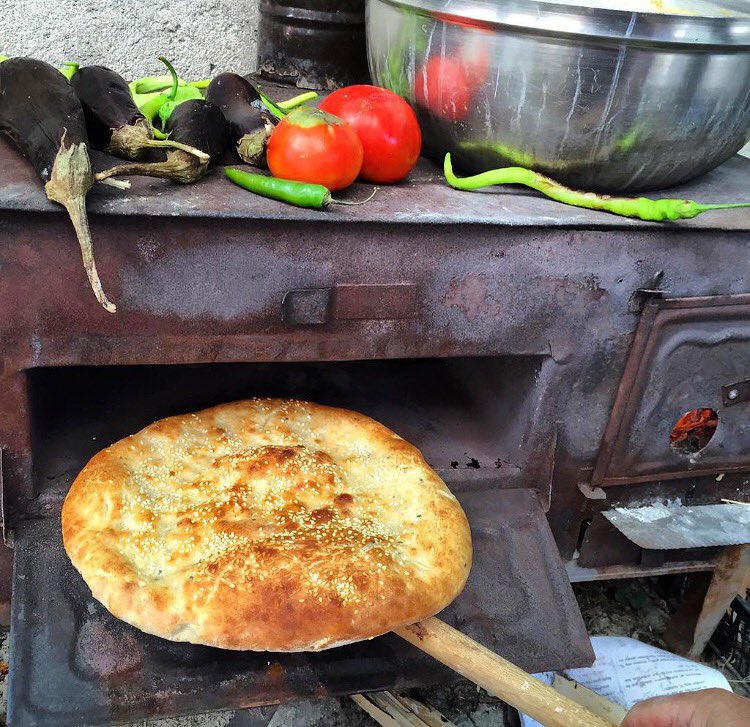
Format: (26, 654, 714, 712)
(258, 0, 370, 90)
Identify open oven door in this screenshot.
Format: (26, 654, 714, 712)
(8, 488, 592, 726)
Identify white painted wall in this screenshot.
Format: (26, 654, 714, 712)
(0, 0, 260, 79)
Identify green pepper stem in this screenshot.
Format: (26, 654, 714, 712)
(158, 55, 179, 101)
(277, 91, 318, 111)
(331, 187, 378, 205)
(695, 203, 750, 211)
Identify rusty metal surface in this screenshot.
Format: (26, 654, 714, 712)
(8, 488, 592, 726)
(603, 504, 750, 550)
(20, 359, 547, 519)
(258, 0, 369, 89)
(592, 295, 750, 485)
(1, 138, 750, 230)
(282, 284, 419, 325)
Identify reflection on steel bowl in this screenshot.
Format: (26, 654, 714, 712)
(366, 0, 750, 192)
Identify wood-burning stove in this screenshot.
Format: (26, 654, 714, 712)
(1, 137, 749, 724)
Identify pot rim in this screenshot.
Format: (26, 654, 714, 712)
(369, 0, 750, 47)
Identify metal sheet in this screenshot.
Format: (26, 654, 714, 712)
(8, 489, 592, 726)
(603, 504, 750, 549)
(1, 138, 749, 230)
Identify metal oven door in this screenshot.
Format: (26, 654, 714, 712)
(592, 294, 750, 487)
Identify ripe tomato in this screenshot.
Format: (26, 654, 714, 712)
(414, 57, 472, 122)
(320, 85, 421, 184)
(266, 107, 363, 192)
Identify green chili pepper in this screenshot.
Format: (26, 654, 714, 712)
(132, 74, 186, 95)
(257, 92, 285, 121)
(444, 153, 750, 222)
(225, 167, 377, 209)
(134, 56, 202, 129)
(188, 78, 211, 90)
(137, 57, 179, 124)
(158, 87, 203, 127)
(59, 62, 79, 80)
(276, 91, 318, 111)
(0, 55, 9, 63)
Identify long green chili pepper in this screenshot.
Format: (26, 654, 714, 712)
(257, 92, 285, 121)
(136, 57, 201, 128)
(155, 57, 202, 126)
(0, 55, 9, 63)
(258, 90, 317, 117)
(444, 153, 750, 222)
(188, 78, 211, 90)
(225, 167, 376, 209)
(276, 91, 318, 111)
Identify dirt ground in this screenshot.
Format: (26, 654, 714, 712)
(1, 578, 746, 726)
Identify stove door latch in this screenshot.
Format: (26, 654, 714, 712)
(282, 283, 419, 326)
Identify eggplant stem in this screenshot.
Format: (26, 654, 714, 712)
(95, 149, 210, 185)
(107, 120, 208, 162)
(141, 137, 210, 161)
(331, 187, 379, 206)
(98, 178, 131, 190)
(61, 195, 117, 312)
(44, 138, 116, 313)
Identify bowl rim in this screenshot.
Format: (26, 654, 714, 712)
(369, 0, 750, 47)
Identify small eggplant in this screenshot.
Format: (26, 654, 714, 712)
(165, 99, 227, 164)
(0, 57, 115, 312)
(205, 73, 276, 166)
(71, 65, 206, 161)
(96, 100, 225, 185)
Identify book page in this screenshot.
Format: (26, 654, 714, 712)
(521, 636, 732, 727)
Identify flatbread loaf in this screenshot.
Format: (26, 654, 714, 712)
(62, 399, 472, 651)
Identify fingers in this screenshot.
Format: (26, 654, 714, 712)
(622, 689, 750, 727)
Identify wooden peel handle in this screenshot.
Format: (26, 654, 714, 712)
(394, 617, 620, 727)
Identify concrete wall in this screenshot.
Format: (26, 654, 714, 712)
(0, 0, 260, 79)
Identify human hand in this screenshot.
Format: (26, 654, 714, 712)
(622, 688, 750, 727)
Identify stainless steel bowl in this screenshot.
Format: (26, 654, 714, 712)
(366, 0, 750, 191)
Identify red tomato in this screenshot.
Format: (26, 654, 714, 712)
(266, 107, 363, 192)
(414, 57, 472, 122)
(320, 85, 421, 184)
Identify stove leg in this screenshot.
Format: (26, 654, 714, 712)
(664, 544, 750, 659)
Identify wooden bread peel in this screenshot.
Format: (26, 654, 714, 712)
(395, 617, 624, 727)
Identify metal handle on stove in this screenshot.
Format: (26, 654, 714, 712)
(282, 283, 419, 326)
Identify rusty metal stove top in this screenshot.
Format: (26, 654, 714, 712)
(1, 139, 749, 230)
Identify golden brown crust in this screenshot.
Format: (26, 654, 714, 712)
(62, 399, 472, 651)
